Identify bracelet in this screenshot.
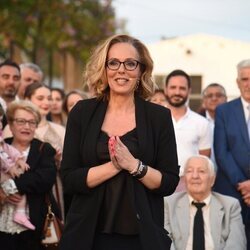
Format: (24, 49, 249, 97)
(132, 161, 148, 179)
(129, 159, 140, 174)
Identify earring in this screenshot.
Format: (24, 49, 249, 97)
(135, 79, 140, 90)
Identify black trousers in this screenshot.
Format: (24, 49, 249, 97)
(92, 233, 143, 250)
(0, 230, 44, 250)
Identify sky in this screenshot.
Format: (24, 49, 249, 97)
(112, 0, 250, 44)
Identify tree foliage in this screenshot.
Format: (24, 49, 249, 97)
(0, 0, 117, 82)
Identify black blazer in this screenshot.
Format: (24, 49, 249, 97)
(60, 96, 179, 250)
(5, 138, 57, 238)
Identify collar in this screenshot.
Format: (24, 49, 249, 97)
(205, 110, 214, 122)
(241, 96, 250, 109)
(240, 97, 250, 121)
(188, 194, 211, 206)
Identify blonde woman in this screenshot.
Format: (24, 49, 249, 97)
(60, 34, 179, 250)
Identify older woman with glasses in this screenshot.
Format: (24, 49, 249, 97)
(59, 34, 179, 250)
(0, 100, 57, 250)
(3, 83, 66, 220)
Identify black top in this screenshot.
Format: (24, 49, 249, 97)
(97, 128, 139, 234)
(60, 96, 179, 250)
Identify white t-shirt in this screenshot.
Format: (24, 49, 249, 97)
(172, 108, 211, 176)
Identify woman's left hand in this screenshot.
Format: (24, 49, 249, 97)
(113, 136, 138, 172)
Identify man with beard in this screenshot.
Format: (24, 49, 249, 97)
(0, 60, 21, 129)
(164, 69, 211, 192)
(0, 60, 21, 108)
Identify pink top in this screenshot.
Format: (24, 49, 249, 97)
(0, 138, 21, 173)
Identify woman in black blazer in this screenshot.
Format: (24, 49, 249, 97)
(60, 34, 179, 250)
(0, 100, 57, 250)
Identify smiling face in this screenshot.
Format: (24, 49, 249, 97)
(106, 42, 141, 97)
(29, 87, 52, 117)
(164, 75, 190, 108)
(184, 157, 215, 201)
(9, 109, 37, 145)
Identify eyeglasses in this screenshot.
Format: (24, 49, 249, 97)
(204, 93, 226, 99)
(106, 59, 141, 71)
(13, 118, 38, 128)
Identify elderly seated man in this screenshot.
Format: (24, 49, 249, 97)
(164, 155, 246, 250)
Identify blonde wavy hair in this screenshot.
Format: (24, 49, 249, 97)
(83, 34, 155, 100)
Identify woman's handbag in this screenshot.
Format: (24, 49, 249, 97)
(41, 195, 64, 249)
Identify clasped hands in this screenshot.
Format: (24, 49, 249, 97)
(108, 136, 137, 172)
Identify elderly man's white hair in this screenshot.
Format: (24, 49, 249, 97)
(184, 155, 216, 176)
(237, 59, 250, 72)
(20, 62, 43, 78)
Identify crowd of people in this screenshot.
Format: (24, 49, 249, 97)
(0, 34, 249, 250)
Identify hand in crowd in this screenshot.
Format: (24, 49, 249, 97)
(54, 146, 62, 167)
(0, 187, 7, 204)
(5, 193, 23, 205)
(8, 159, 30, 178)
(238, 180, 250, 206)
(108, 136, 138, 173)
(8, 167, 22, 178)
(16, 158, 30, 172)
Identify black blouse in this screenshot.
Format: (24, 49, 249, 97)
(96, 128, 139, 235)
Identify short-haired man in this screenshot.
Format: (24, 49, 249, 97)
(0, 60, 21, 106)
(199, 83, 227, 166)
(164, 155, 246, 250)
(164, 69, 211, 191)
(200, 83, 227, 121)
(18, 62, 43, 99)
(214, 59, 250, 247)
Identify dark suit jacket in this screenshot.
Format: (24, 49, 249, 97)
(213, 97, 250, 225)
(5, 138, 57, 237)
(59, 96, 179, 250)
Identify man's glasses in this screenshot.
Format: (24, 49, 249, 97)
(13, 118, 38, 128)
(106, 59, 141, 71)
(204, 93, 225, 99)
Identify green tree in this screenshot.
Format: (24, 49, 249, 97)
(0, 0, 117, 85)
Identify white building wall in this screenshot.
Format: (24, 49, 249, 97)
(147, 34, 250, 100)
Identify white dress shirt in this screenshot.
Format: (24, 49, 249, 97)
(186, 195, 214, 250)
